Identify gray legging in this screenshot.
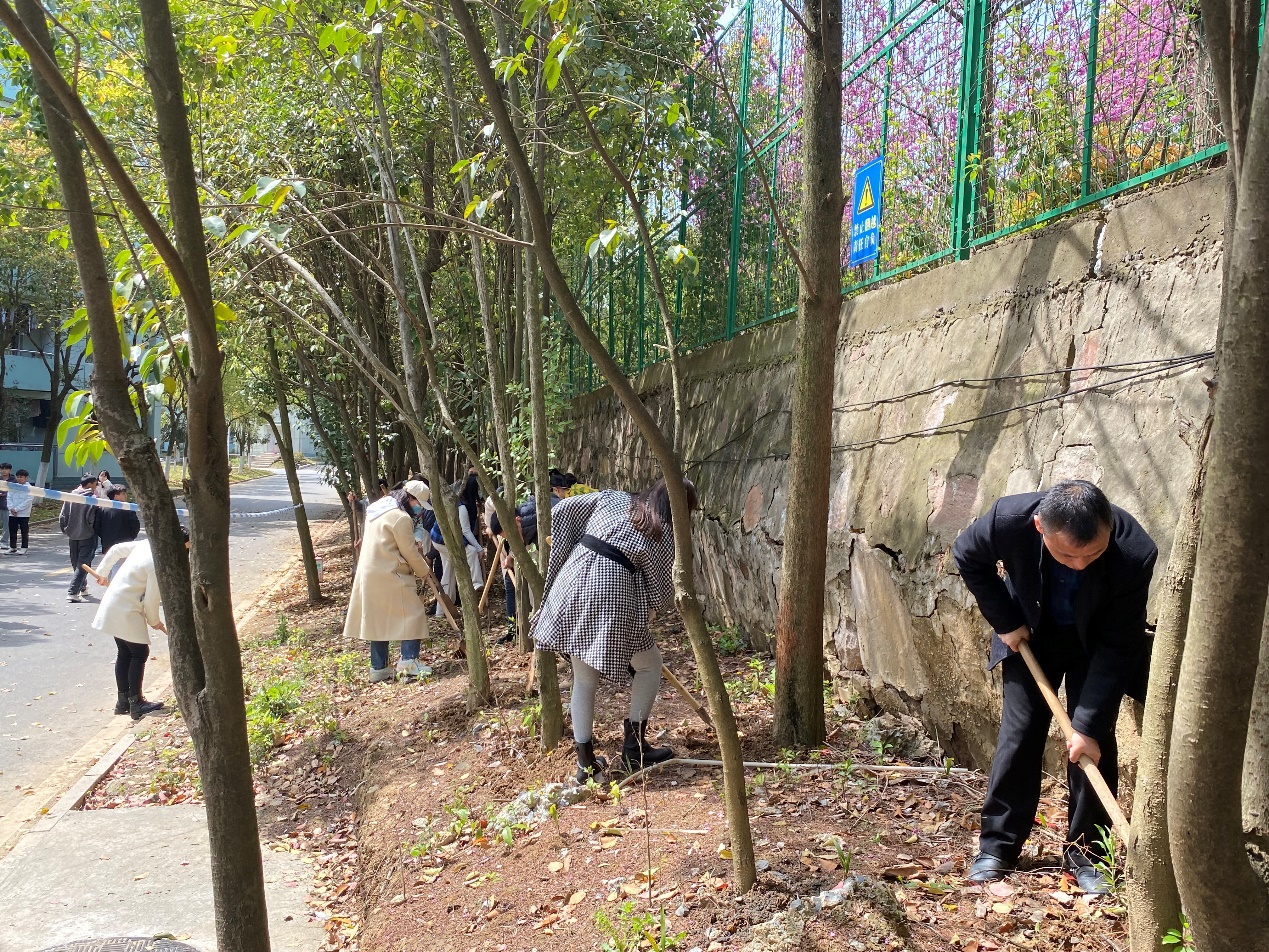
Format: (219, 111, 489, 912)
(570, 647, 662, 744)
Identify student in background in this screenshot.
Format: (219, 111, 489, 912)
(6, 469, 33, 555)
(60, 473, 100, 602)
(0, 461, 11, 551)
(430, 474, 484, 616)
(94, 487, 141, 553)
(95, 470, 117, 498)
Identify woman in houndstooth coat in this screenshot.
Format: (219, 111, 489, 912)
(533, 478, 697, 784)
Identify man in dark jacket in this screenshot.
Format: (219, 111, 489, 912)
(952, 480, 1157, 894)
(94, 487, 141, 553)
(60, 473, 100, 603)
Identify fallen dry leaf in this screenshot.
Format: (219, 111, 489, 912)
(881, 862, 922, 880)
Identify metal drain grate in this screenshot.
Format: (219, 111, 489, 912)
(37, 939, 200, 952)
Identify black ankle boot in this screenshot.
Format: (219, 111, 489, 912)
(114, 691, 130, 716)
(621, 719, 675, 772)
(129, 695, 166, 720)
(574, 740, 608, 784)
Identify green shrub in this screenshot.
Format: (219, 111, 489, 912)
(594, 903, 686, 952)
(246, 678, 304, 720)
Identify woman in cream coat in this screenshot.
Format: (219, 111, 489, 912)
(92, 532, 182, 720)
(343, 480, 433, 681)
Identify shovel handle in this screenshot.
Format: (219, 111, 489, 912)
(1016, 640, 1131, 844)
(661, 664, 712, 728)
(417, 563, 460, 632)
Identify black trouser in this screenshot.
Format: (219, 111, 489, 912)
(8, 515, 29, 550)
(68, 536, 98, 594)
(980, 627, 1119, 862)
(114, 638, 150, 696)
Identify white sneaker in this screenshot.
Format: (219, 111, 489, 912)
(67, 593, 83, 603)
(369, 666, 395, 683)
(396, 659, 432, 680)
(17, 549, 27, 555)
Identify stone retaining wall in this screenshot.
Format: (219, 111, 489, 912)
(562, 170, 1224, 769)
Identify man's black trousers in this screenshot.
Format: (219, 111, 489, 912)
(979, 626, 1119, 862)
(68, 536, 99, 595)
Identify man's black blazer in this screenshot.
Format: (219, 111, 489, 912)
(952, 492, 1158, 737)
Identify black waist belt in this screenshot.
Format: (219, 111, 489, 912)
(578, 534, 636, 573)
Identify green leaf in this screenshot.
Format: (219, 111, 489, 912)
(255, 176, 283, 205)
(203, 215, 228, 239)
(214, 301, 237, 324)
(56, 415, 77, 447)
(667, 101, 681, 126)
(269, 185, 292, 213)
(64, 389, 90, 418)
(543, 56, 560, 90)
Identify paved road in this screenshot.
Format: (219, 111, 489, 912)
(0, 467, 341, 823)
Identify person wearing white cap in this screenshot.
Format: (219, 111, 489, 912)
(342, 480, 433, 681)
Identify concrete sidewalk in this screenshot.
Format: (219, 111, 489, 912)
(0, 805, 321, 952)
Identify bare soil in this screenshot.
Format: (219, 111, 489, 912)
(84, 532, 1131, 952)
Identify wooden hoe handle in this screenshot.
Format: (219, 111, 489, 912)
(418, 563, 461, 632)
(1016, 641, 1131, 844)
(662, 664, 713, 728)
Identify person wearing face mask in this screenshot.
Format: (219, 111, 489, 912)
(343, 480, 433, 682)
(952, 480, 1157, 894)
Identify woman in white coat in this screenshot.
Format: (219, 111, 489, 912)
(92, 531, 183, 720)
(343, 481, 433, 682)
(429, 474, 484, 617)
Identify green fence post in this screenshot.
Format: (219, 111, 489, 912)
(1080, 0, 1103, 198)
(762, 1, 788, 324)
(951, 0, 986, 259)
(637, 254, 646, 372)
(725, 0, 755, 342)
(875, 0, 896, 277)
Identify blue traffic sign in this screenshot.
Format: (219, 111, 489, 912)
(848, 156, 883, 267)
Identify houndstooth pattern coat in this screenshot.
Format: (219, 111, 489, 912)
(531, 490, 675, 683)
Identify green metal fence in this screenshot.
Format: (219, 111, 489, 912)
(565, 0, 1228, 395)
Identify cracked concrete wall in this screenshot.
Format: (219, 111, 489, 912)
(562, 171, 1223, 770)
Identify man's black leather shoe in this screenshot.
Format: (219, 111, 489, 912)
(1064, 852, 1112, 895)
(967, 852, 1016, 883)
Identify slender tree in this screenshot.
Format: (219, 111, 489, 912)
(772, 0, 844, 748)
(1, 2, 271, 950)
(1165, 0, 1269, 946)
(450, 0, 757, 892)
(263, 323, 322, 603)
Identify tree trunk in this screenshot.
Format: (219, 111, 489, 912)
(1126, 412, 1211, 952)
(1167, 12, 1269, 943)
(39, 402, 58, 487)
(772, 0, 843, 749)
(525, 27, 562, 752)
(1245, 616, 1269, 885)
(4, 4, 271, 952)
(450, 0, 756, 892)
(265, 326, 321, 604)
(435, 20, 521, 520)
